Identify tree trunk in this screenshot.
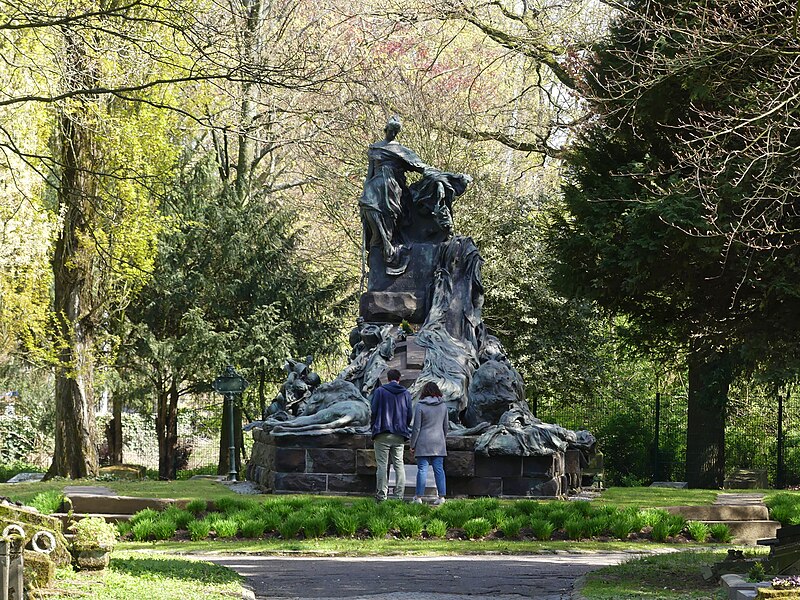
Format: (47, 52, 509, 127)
(47, 31, 100, 479)
(156, 378, 180, 480)
(111, 393, 123, 464)
(686, 339, 733, 488)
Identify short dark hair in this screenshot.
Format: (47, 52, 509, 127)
(386, 368, 401, 382)
(420, 381, 443, 398)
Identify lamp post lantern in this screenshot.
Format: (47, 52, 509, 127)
(212, 365, 249, 481)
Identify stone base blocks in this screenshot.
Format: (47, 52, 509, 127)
(247, 429, 579, 498)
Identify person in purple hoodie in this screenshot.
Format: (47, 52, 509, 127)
(370, 368, 413, 501)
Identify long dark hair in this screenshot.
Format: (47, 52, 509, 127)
(420, 381, 443, 398)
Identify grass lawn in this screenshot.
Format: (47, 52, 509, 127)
(595, 487, 721, 508)
(578, 549, 761, 600)
(35, 552, 244, 600)
(0, 479, 240, 505)
(120, 538, 706, 556)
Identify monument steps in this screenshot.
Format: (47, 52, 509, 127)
(663, 493, 779, 545)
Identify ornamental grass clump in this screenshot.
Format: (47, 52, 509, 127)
(131, 518, 157, 542)
(304, 515, 329, 539)
(397, 515, 424, 538)
(151, 517, 177, 541)
(366, 516, 390, 539)
(185, 499, 207, 515)
(486, 509, 506, 527)
(709, 523, 733, 543)
(240, 519, 267, 539)
(163, 506, 193, 529)
(130, 508, 159, 525)
(213, 518, 239, 538)
(187, 519, 211, 541)
(687, 521, 710, 543)
(767, 493, 800, 526)
(609, 514, 638, 540)
(277, 514, 304, 539)
(564, 517, 586, 540)
(499, 516, 526, 539)
(530, 518, 555, 541)
(436, 502, 472, 528)
(28, 490, 64, 515)
(425, 518, 448, 538)
(333, 513, 359, 537)
(463, 517, 492, 539)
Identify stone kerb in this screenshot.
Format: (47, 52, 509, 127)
(246, 430, 571, 498)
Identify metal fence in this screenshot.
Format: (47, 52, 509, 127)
(535, 383, 800, 487)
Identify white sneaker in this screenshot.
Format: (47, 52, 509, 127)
(433, 497, 446, 506)
(412, 497, 423, 504)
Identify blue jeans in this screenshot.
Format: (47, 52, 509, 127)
(415, 456, 445, 497)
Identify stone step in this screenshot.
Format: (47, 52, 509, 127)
(702, 519, 780, 545)
(64, 494, 180, 515)
(52, 513, 133, 529)
(663, 505, 770, 521)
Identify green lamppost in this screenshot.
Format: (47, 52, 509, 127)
(212, 365, 249, 481)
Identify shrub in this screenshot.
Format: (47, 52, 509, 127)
(116, 521, 132, 537)
(609, 515, 637, 540)
(185, 499, 208, 515)
(664, 514, 686, 537)
(586, 516, 608, 537)
(71, 517, 118, 550)
(214, 496, 256, 514)
(545, 508, 570, 529)
(435, 502, 472, 528)
(241, 519, 267, 539)
(213, 518, 239, 538)
(564, 518, 586, 540)
(187, 519, 211, 541)
(304, 516, 328, 539)
(0, 461, 40, 483)
(651, 519, 671, 542)
(131, 518, 156, 542)
(163, 506, 193, 529)
(640, 508, 669, 528)
(333, 513, 359, 537)
(130, 508, 159, 525)
(425, 518, 448, 538)
(463, 517, 493, 539)
(513, 500, 541, 517)
(709, 523, 733, 543)
(530, 518, 555, 541)
(277, 514, 304, 539)
(151, 517, 177, 541)
(499, 516, 525, 539)
(366, 516, 390, 539)
(28, 491, 64, 515)
(686, 521, 710, 543)
(485, 509, 506, 527)
(471, 498, 500, 516)
(397, 515, 424, 538)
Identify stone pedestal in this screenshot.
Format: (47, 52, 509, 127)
(246, 430, 574, 498)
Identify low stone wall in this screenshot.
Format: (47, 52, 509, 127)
(247, 429, 583, 498)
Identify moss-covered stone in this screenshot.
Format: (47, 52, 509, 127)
(0, 502, 71, 567)
(23, 550, 55, 590)
(98, 464, 145, 480)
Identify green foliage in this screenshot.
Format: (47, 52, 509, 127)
(27, 490, 63, 514)
(131, 518, 157, 542)
(212, 518, 239, 538)
(530, 518, 555, 541)
(709, 523, 732, 543)
(366, 516, 390, 539)
(187, 519, 211, 541)
(0, 461, 42, 483)
(686, 521, 710, 543)
(396, 515, 424, 538)
(425, 518, 448, 538)
(130, 508, 160, 525)
(463, 517, 492, 539)
(748, 561, 767, 582)
(116, 521, 132, 538)
(608, 514, 638, 540)
(333, 512, 359, 537)
(163, 506, 193, 530)
(185, 499, 208, 515)
(564, 517, 586, 540)
(277, 514, 304, 540)
(151, 517, 178, 541)
(499, 516, 526, 539)
(0, 416, 38, 463)
(432, 501, 472, 528)
(240, 519, 267, 539)
(71, 517, 118, 550)
(304, 515, 329, 539)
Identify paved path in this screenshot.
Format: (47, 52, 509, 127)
(209, 552, 646, 600)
